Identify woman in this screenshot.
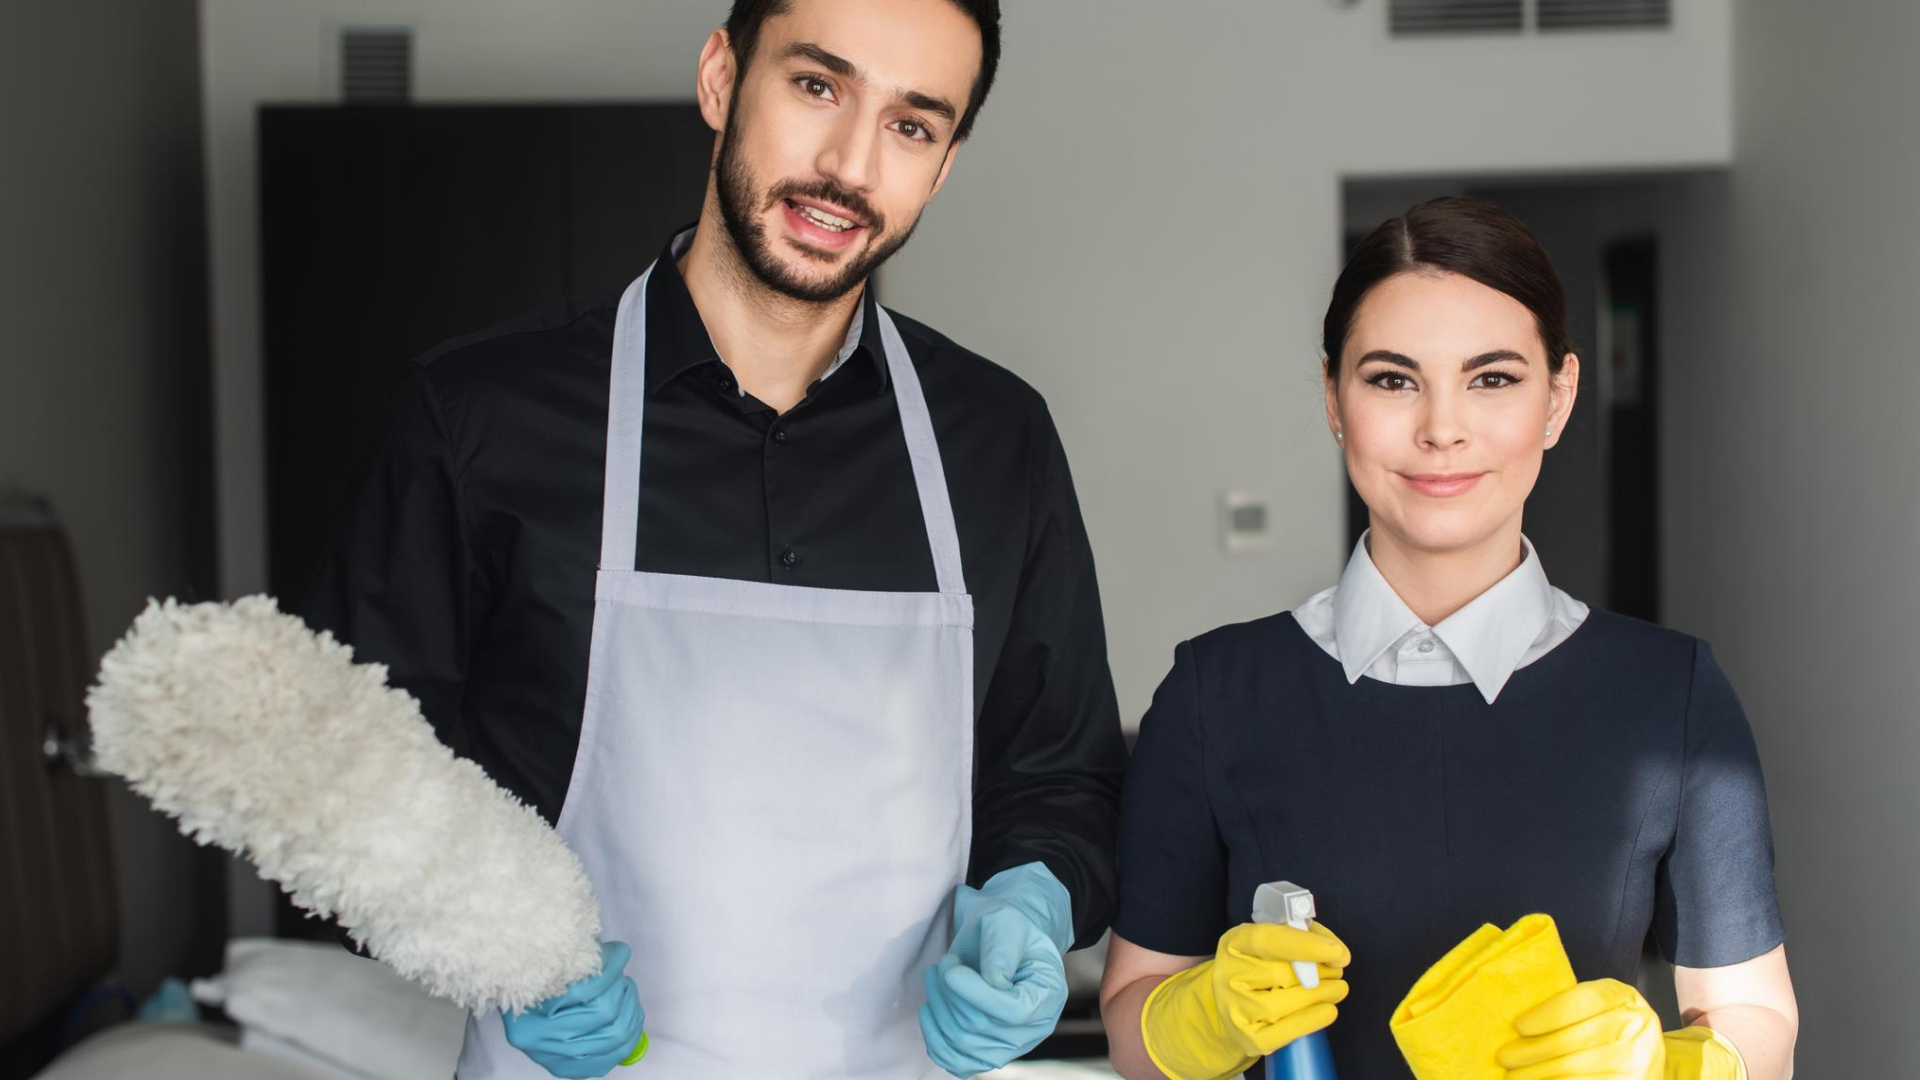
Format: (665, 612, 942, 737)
(1100, 198, 1797, 1080)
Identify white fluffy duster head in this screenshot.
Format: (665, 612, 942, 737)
(86, 596, 603, 1013)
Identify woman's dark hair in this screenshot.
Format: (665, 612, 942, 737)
(1323, 196, 1574, 379)
(725, 0, 1002, 142)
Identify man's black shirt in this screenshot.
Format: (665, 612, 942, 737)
(302, 236, 1127, 945)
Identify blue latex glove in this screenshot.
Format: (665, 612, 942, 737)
(919, 862, 1074, 1078)
(502, 941, 648, 1079)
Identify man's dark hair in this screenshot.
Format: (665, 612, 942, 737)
(725, 0, 1001, 142)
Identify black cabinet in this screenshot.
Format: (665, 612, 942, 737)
(259, 104, 711, 603)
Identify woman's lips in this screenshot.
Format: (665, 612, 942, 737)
(1400, 472, 1486, 498)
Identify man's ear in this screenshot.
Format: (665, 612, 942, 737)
(695, 28, 736, 134)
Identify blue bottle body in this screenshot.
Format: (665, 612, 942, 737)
(1265, 1028, 1338, 1080)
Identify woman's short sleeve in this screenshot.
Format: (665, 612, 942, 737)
(1112, 640, 1231, 957)
(1652, 640, 1787, 968)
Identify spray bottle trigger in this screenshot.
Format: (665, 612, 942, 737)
(1252, 881, 1321, 990)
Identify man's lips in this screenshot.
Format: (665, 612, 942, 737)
(783, 194, 868, 228)
(780, 197, 867, 252)
(1399, 472, 1487, 497)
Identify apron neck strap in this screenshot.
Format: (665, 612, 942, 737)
(598, 253, 968, 597)
(872, 304, 966, 597)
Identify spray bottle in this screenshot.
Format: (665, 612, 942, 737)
(1251, 882, 1339, 1080)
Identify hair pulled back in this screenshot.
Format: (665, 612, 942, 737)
(1323, 196, 1574, 379)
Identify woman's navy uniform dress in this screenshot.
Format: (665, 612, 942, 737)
(1114, 538, 1786, 1079)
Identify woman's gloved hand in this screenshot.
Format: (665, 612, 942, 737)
(1661, 1025, 1749, 1080)
(1496, 978, 1664, 1080)
(502, 941, 648, 1078)
(1140, 921, 1350, 1080)
(919, 862, 1074, 1078)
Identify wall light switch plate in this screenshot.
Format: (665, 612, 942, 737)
(1221, 491, 1273, 553)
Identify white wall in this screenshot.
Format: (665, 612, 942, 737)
(1, 0, 222, 995)
(1661, 2, 1920, 1072)
(202, 0, 1731, 722)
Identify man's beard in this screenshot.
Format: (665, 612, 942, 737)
(714, 107, 921, 304)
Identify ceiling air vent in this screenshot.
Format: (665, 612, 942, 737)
(1390, 0, 1524, 35)
(341, 28, 412, 104)
(1537, 0, 1670, 31)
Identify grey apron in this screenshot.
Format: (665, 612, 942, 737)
(457, 248, 974, 1080)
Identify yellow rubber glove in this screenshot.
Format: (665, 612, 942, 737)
(1662, 1026, 1747, 1080)
(1496, 978, 1664, 1080)
(1390, 914, 1577, 1080)
(1140, 921, 1350, 1080)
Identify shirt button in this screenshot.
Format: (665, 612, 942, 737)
(780, 548, 799, 568)
(717, 376, 735, 393)
(1417, 639, 1436, 654)
(773, 428, 789, 444)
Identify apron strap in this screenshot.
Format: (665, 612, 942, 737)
(599, 246, 968, 596)
(873, 306, 967, 597)
(598, 263, 655, 574)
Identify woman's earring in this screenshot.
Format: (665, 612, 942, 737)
(1545, 428, 1554, 438)
(1335, 431, 1344, 443)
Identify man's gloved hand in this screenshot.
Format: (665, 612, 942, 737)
(502, 940, 648, 1079)
(1141, 921, 1351, 1080)
(919, 862, 1074, 1078)
(1497, 978, 1664, 1080)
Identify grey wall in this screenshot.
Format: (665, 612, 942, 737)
(0, 2, 222, 994)
(1659, 2, 1920, 1072)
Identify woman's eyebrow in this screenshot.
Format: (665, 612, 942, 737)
(1463, 349, 1529, 370)
(1358, 349, 1420, 370)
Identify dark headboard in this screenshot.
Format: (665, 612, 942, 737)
(0, 497, 118, 1046)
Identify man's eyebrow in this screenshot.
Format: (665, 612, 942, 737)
(901, 90, 958, 124)
(1463, 349, 1530, 370)
(1358, 350, 1420, 370)
(783, 41, 858, 79)
(782, 41, 959, 127)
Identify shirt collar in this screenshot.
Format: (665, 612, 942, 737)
(641, 225, 886, 397)
(1332, 531, 1558, 703)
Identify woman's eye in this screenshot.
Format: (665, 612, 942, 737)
(1471, 372, 1519, 389)
(1368, 372, 1415, 392)
(798, 77, 835, 101)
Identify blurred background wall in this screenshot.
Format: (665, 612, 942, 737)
(0, 0, 224, 996)
(1662, 3, 1920, 1074)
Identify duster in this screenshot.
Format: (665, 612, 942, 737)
(86, 596, 603, 1014)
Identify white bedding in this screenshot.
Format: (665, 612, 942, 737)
(32, 1023, 333, 1080)
(190, 938, 465, 1080)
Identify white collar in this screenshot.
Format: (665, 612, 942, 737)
(1333, 532, 1558, 703)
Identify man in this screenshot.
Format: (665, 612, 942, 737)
(302, 2, 1127, 1077)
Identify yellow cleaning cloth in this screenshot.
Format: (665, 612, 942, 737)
(1389, 914, 1577, 1080)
